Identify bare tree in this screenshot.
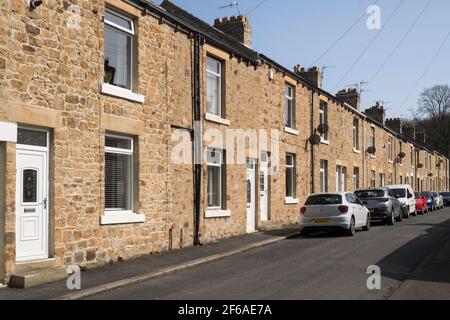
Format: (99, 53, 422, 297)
(413, 85, 450, 156)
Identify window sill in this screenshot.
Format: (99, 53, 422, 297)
(320, 139, 330, 145)
(101, 211, 146, 225)
(353, 148, 361, 154)
(284, 127, 299, 136)
(101, 83, 145, 103)
(389, 160, 394, 164)
(205, 209, 231, 218)
(285, 197, 300, 205)
(370, 155, 377, 159)
(205, 113, 230, 126)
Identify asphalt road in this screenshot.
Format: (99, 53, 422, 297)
(87, 209, 450, 300)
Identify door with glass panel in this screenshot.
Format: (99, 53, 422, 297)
(15, 128, 49, 262)
(259, 153, 269, 221)
(246, 159, 256, 233)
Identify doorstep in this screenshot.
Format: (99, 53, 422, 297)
(9, 266, 67, 289)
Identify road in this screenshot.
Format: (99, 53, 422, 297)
(87, 209, 450, 300)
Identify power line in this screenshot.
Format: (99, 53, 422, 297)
(369, 0, 432, 84)
(310, 0, 380, 67)
(400, 31, 450, 109)
(245, 0, 268, 16)
(332, 0, 406, 92)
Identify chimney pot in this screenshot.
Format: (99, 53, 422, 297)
(336, 87, 361, 110)
(214, 15, 252, 48)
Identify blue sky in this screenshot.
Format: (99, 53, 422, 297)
(163, 0, 449, 118)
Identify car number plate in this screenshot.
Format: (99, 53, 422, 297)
(314, 219, 330, 224)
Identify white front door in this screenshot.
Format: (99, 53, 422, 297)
(16, 134, 49, 262)
(246, 160, 256, 233)
(259, 155, 269, 221)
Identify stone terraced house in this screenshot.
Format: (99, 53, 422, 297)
(0, 0, 448, 287)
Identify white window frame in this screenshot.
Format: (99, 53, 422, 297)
(102, 134, 144, 225)
(370, 170, 376, 188)
(284, 84, 296, 130)
(285, 153, 297, 201)
(319, 101, 328, 142)
(320, 160, 328, 193)
(207, 148, 223, 210)
(353, 167, 359, 191)
(336, 165, 347, 192)
(399, 141, 403, 165)
(388, 136, 393, 162)
(352, 118, 359, 151)
(206, 56, 223, 118)
(105, 8, 135, 35)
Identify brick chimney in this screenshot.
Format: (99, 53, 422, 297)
(385, 118, 403, 134)
(364, 102, 385, 125)
(403, 125, 416, 139)
(416, 130, 426, 143)
(214, 16, 252, 48)
(336, 88, 361, 111)
(294, 65, 322, 88)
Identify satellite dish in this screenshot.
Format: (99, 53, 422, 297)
(398, 152, 406, 159)
(367, 146, 376, 155)
(309, 134, 321, 145)
(317, 123, 329, 135)
(417, 163, 424, 169)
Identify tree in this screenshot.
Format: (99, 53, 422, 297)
(413, 85, 450, 157)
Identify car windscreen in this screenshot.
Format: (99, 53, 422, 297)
(355, 190, 384, 198)
(432, 192, 438, 197)
(441, 192, 450, 197)
(422, 192, 432, 197)
(391, 189, 406, 198)
(305, 195, 342, 205)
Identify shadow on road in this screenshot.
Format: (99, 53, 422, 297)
(375, 218, 450, 284)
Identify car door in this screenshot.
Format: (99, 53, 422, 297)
(348, 193, 364, 227)
(407, 188, 415, 213)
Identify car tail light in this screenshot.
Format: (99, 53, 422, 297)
(338, 205, 349, 214)
(300, 207, 307, 215)
(378, 198, 389, 203)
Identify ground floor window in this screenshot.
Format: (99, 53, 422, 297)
(105, 134, 134, 212)
(207, 148, 224, 208)
(370, 170, 376, 188)
(353, 167, 359, 191)
(286, 153, 296, 198)
(320, 160, 328, 193)
(336, 165, 347, 192)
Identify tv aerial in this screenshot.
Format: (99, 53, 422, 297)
(218, 1, 241, 15)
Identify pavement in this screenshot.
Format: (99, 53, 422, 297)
(0, 209, 450, 300)
(0, 224, 301, 300)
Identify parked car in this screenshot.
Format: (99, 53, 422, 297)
(432, 192, 444, 210)
(442, 192, 450, 206)
(414, 192, 428, 214)
(355, 188, 402, 225)
(422, 192, 436, 211)
(300, 193, 370, 237)
(386, 185, 417, 218)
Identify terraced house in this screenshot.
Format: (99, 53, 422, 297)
(0, 0, 448, 287)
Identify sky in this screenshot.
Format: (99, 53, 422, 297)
(162, 0, 449, 118)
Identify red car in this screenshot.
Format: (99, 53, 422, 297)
(415, 192, 428, 214)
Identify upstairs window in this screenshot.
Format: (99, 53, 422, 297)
(399, 142, 403, 165)
(352, 118, 359, 150)
(285, 84, 296, 129)
(388, 136, 393, 161)
(104, 8, 135, 90)
(319, 101, 328, 141)
(206, 57, 223, 117)
(370, 127, 376, 152)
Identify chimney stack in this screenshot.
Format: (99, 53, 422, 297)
(214, 16, 252, 48)
(403, 125, 416, 140)
(385, 118, 403, 134)
(336, 88, 361, 110)
(416, 131, 427, 143)
(364, 102, 386, 125)
(294, 65, 322, 88)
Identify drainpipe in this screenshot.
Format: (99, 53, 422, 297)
(193, 33, 203, 246)
(310, 88, 315, 194)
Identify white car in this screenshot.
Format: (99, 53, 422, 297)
(300, 192, 370, 237)
(386, 185, 417, 218)
(432, 192, 444, 210)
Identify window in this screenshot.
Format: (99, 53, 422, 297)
(306, 194, 342, 205)
(352, 118, 359, 150)
(207, 148, 223, 208)
(388, 136, 393, 161)
(285, 154, 296, 198)
(105, 135, 134, 212)
(285, 84, 296, 129)
(370, 170, 376, 188)
(320, 160, 328, 193)
(104, 8, 135, 90)
(379, 173, 385, 187)
(319, 101, 328, 141)
(388, 173, 393, 185)
(399, 142, 403, 165)
(410, 146, 414, 167)
(400, 175, 403, 184)
(370, 127, 376, 150)
(353, 167, 359, 190)
(336, 165, 347, 192)
(206, 56, 223, 117)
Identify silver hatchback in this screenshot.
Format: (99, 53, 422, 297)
(355, 188, 402, 225)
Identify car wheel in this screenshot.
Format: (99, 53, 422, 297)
(347, 217, 356, 236)
(412, 208, 417, 217)
(396, 210, 402, 222)
(363, 215, 371, 231)
(387, 211, 395, 226)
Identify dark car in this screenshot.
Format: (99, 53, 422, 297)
(422, 192, 436, 211)
(442, 192, 450, 206)
(355, 188, 402, 225)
